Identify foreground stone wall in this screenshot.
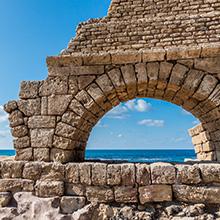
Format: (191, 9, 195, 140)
(1, 161, 220, 207)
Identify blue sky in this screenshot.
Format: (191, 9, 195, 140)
(0, 0, 198, 150)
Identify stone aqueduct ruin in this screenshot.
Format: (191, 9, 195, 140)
(5, 0, 220, 163)
(1, 0, 220, 212)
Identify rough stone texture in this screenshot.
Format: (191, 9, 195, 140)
(4, 0, 220, 163)
(139, 185, 172, 204)
(114, 186, 138, 203)
(60, 196, 86, 214)
(150, 162, 176, 184)
(0, 192, 11, 207)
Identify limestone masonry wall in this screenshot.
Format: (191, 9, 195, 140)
(63, 0, 220, 54)
(0, 161, 220, 210)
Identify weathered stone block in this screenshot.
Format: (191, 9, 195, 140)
(142, 49, 165, 62)
(71, 66, 104, 75)
(9, 110, 23, 127)
(0, 179, 34, 193)
(91, 163, 107, 186)
(39, 77, 68, 96)
(121, 65, 137, 99)
(79, 163, 92, 185)
(121, 163, 135, 186)
(65, 184, 85, 196)
(53, 135, 77, 150)
(31, 129, 54, 148)
(107, 164, 121, 186)
(11, 125, 28, 138)
(48, 95, 72, 115)
(23, 162, 42, 180)
(60, 196, 86, 214)
(4, 100, 17, 113)
(111, 52, 141, 64)
(33, 148, 50, 162)
(135, 63, 148, 95)
(86, 186, 114, 203)
(1, 161, 24, 178)
(136, 164, 151, 185)
(17, 99, 41, 116)
(15, 148, 33, 161)
(139, 185, 172, 204)
(82, 54, 111, 65)
(195, 57, 220, 74)
(14, 136, 30, 149)
(50, 148, 75, 163)
(55, 122, 77, 140)
(173, 185, 220, 204)
(19, 81, 40, 99)
(41, 163, 64, 181)
(28, 116, 56, 129)
(199, 163, 220, 183)
(114, 186, 138, 203)
(78, 76, 96, 90)
(176, 164, 201, 184)
(65, 163, 79, 183)
(35, 180, 64, 197)
(150, 162, 176, 184)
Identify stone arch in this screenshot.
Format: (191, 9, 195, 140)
(5, 54, 220, 163)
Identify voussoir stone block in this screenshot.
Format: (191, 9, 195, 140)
(55, 122, 77, 140)
(28, 116, 56, 129)
(19, 81, 40, 99)
(150, 162, 176, 184)
(60, 196, 86, 214)
(173, 185, 220, 204)
(121, 163, 135, 186)
(71, 66, 104, 75)
(139, 185, 172, 204)
(86, 186, 114, 203)
(35, 180, 64, 197)
(91, 163, 107, 186)
(195, 57, 220, 74)
(14, 136, 30, 149)
(114, 186, 138, 203)
(107, 164, 121, 186)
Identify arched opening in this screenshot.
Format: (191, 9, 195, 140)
(86, 98, 198, 162)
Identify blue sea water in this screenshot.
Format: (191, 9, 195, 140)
(0, 149, 196, 163)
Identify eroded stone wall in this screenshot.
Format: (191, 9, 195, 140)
(0, 161, 220, 207)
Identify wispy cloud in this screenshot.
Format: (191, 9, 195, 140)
(0, 129, 10, 138)
(182, 109, 191, 116)
(192, 120, 200, 125)
(0, 106, 8, 123)
(171, 137, 185, 143)
(117, 134, 123, 138)
(138, 119, 165, 127)
(96, 120, 108, 128)
(106, 99, 151, 119)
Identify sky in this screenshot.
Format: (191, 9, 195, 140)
(0, 0, 198, 150)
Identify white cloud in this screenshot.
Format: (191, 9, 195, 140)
(138, 119, 165, 127)
(117, 134, 123, 138)
(96, 121, 108, 128)
(0, 105, 8, 123)
(125, 99, 151, 112)
(172, 137, 185, 143)
(107, 99, 151, 119)
(192, 120, 200, 125)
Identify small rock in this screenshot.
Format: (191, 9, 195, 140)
(0, 192, 12, 207)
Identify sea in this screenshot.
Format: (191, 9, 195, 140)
(0, 149, 196, 163)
